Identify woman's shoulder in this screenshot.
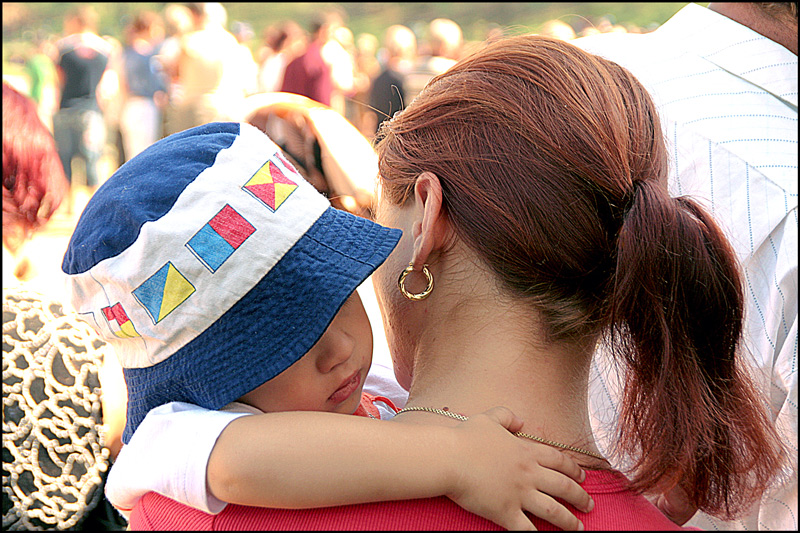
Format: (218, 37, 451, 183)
(581, 470, 700, 531)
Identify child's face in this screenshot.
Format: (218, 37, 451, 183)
(238, 291, 373, 415)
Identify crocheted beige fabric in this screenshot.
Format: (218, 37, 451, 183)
(3, 287, 114, 530)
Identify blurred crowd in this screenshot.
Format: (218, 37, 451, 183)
(5, 2, 652, 197)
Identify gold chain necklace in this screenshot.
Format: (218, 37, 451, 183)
(396, 406, 605, 461)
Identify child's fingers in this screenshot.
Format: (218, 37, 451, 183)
(525, 491, 585, 531)
(533, 444, 587, 483)
(535, 467, 594, 514)
(475, 405, 524, 434)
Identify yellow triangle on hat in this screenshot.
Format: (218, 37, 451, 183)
(273, 183, 296, 210)
(158, 263, 196, 321)
(245, 161, 275, 187)
(117, 320, 140, 338)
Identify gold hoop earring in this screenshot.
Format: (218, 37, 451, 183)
(398, 263, 434, 301)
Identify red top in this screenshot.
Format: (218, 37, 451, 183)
(280, 41, 332, 106)
(129, 394, 697, 531)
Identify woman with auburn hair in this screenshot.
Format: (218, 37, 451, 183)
(130, 34, 785, 530)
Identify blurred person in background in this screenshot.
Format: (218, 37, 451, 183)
(52, 4, 111, 194)
(163, 2, 244, 135)
(579, 25, 602, 38)
(23, 31, 59, 132)
(352, 32, 381, 136)
(204, 1, 228, 29)
(156, 3, 193, 136)
(366, 24, 417, 135)
(404, 18, 463, 103)
(595, 16, 615, 33)
(119, 11, 168, 161)
(484, 23, 506, 45)
(355, 32, 381, 80)
(257, 20, 307, 94)
(324, 22, 358, 118)
(231, 21, 259, 97)
(281, 12, 339, 106)
(539, 19, 577, 40)
(98, 35, 127, 169)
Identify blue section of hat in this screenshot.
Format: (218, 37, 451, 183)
(62, 122, 241, 275)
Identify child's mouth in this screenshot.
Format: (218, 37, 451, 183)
(329, 370, 361, 404)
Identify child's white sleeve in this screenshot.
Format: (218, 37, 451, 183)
(105, 401, 251, 517)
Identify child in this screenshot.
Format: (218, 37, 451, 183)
(62, 122, 592, 531)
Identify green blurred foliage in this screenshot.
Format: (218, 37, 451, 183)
(3, 2, 696, 41)
(3, 2, 697, 75)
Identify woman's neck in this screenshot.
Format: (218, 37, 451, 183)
(396, 263, 605, 466)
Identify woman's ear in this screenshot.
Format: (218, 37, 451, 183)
(411, 172, 449, 269)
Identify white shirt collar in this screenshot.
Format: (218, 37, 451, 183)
(654, 3, 797, 107)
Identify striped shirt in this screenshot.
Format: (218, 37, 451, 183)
(576, 3, 797, 530)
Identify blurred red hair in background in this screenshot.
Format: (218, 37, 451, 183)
(3, 82, 69, 253)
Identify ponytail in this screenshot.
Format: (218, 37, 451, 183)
(609, 180, 784, 518)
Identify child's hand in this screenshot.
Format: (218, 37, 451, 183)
(446, 406, 593, 531)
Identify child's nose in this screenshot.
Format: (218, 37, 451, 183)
(316, 328, 355, 373)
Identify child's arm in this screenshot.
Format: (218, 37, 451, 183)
(208, 406, 593, 531)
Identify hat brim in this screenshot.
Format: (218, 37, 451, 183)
(121, 206, 400, 442)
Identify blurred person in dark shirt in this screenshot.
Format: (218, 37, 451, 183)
(52, 5, 111, 190)
(367, 25, 417, 135)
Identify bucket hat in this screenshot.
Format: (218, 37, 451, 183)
(61, 122, 401, 443)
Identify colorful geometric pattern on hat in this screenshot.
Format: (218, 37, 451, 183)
(243, 160, 298, 211)
(132, 262, 196, 325)
(186, 204, 256, 273)
(102, 303, 140, 338)
(62, 122, 333, 372)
